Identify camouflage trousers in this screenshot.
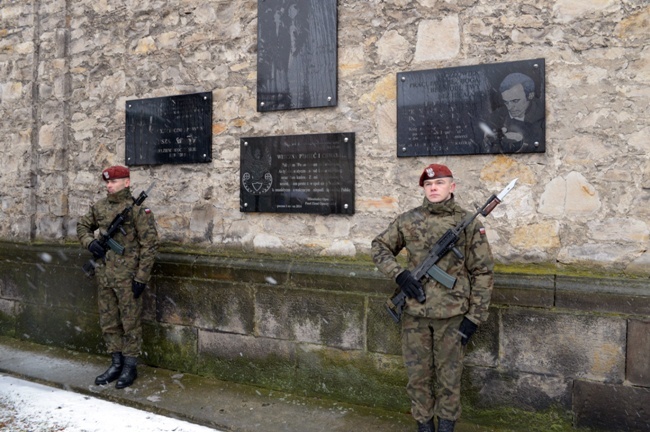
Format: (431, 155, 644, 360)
(96, 267, 143, 357)
(401, 313, 465, 422)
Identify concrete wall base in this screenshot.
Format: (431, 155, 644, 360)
(1, 242, 649, 430)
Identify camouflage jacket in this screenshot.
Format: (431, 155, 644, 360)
(77, 187, 159, 283)
(371, 196, 494, 324)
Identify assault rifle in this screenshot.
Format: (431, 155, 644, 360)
(82, 183, 155, 277)
(385, 179, 517, 323)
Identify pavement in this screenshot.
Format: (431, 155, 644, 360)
(0, 374, 218, 431)
(0, 336, 513, 432)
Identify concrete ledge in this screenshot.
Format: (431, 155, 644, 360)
(556, 275, 650, 316)
(493, 273, 555, 308)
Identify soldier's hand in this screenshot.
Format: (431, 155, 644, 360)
(88, 240, 105, 260)
(132, 280, 146, 299)
(396, 270, 425, 303)
(458, 317, 478, 346)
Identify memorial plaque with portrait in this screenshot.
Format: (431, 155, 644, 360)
(257, 0, 337, 111)
(125, 92, 212, 166)
(397, 58, 545, 157)
(240, 133, 354, 215)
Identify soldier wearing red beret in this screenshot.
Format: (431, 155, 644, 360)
(77, 165, 158, 389)
(372, 164, 494, 432)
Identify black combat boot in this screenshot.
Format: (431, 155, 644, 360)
(438, 418, 455, 432)
(417, 418, 435, 432)
(115, 356, 138, 389)
(94, 352, 123, 385)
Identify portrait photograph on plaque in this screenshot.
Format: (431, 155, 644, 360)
(397, 58, 545, 157)
(257, 0, 337, 112)
(125, 92, 213, 166)
(240, 133, 355, 215)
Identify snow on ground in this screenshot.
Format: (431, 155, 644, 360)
(0, 374, 220, 432)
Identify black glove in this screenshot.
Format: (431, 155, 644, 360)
(132, 280, 146, 299)
(88, 240, 105, 260)
(458, 317, 478, 346)
(396, 270, 425, 303)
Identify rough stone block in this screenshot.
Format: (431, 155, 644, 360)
(15, 303, 103, 353)
(156, 277, 254, 335)
(627, 319, 650, 386)
(142, 322, 199, 373)
(0, 262, 44, 303)
(465, 308, 499, 368)
(502, 309, 626, 382)
(0, 263, 13, 299)
(256, 286, 365, 350)
(573, 380, 650, 431)
(198, 330, 296, 390)
(0, 299, 16, 336)
(141, 279, 157, 323)
(0, 243, 92, 304)
(0, 299, 15, 316)
(294, 343, 409, 411)
(367, 296, 402, 355)
(464, 366, 571, 411)
(41, 264, 96, 312)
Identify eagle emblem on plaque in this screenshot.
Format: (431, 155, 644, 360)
(242, 145, 273, 195)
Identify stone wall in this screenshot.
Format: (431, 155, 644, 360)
(1, 1, 649, 273)
(1, 242, 650, 430)
(1, 1, 650, 430)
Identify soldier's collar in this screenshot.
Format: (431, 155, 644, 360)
(422, 195, 455, 215)
(107, 187, 132, 203)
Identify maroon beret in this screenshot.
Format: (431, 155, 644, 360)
(419, 164, 453, 186)
(102, 165, 130, 181)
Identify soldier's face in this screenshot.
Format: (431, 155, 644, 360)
(423, 178, 455, 203)
(106, 178, 130, 195)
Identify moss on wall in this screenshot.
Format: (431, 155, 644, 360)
(142, 322, 200, 374)
(0, 308, 16, 337)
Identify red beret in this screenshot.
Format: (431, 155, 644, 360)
(102, 165, 130, 181)
(419, 164, 453, 186)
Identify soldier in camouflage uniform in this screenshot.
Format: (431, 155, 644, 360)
(371, 164, 494, 432)
(77, 165, 158, 389)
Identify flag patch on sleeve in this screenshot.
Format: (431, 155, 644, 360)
(479, 227, 486, 235)
(145, 208, 151, 214)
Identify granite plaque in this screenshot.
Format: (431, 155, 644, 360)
(257, 0, 337, 111)
(125, 92, 212, 165)
(240, 133, 354, 214)
(397, 58, 545, 156)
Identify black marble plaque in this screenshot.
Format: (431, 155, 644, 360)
(397, 58, 545, 156)
(240, 133, 354, 214)
(125, 92, 212, 165)
(257, 0, 337, 112)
